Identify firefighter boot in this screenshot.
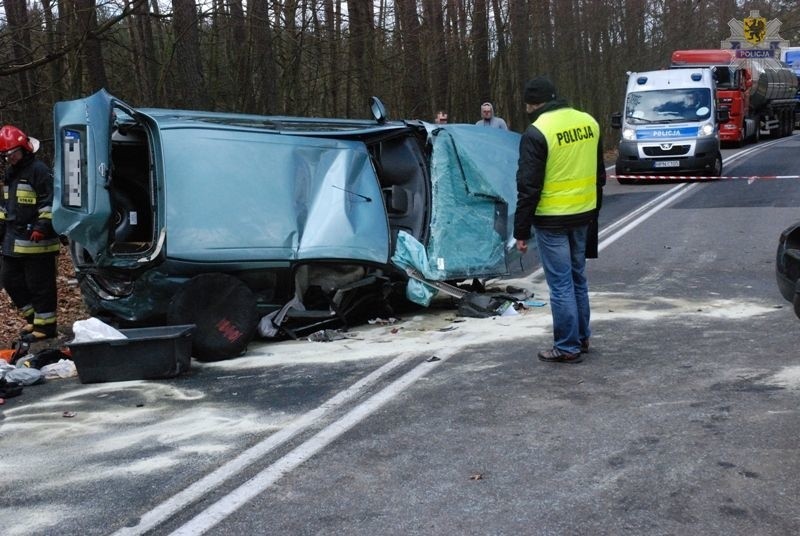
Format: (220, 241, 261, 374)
(18, 306, 35, 336)
(21, 313, 58, 343)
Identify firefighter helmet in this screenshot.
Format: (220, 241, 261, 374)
(0, 125, 39, 154)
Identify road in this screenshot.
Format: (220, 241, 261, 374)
(2, 135, 800, 535)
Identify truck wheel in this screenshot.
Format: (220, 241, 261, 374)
(735, 129, 745, 148)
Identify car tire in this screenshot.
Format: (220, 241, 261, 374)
(168, 273, 259, 361)
(705, 153, 723, 177)
(615, 165, 636, 184)
(794, 280, 800, 320)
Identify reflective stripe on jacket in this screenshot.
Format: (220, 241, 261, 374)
(0, 154, 59, 256)
(532, 108, 600, 217)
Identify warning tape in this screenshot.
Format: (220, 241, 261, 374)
(612, 174, 800, 182)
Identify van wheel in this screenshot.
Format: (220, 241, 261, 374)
(615, 165, 636, 184)
(705, 153, 723, 177)
(168, 273, 259, 361)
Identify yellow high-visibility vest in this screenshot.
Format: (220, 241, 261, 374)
(533, 108, 600, 216)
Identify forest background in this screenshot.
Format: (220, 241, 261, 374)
(0, 0, 798, 160)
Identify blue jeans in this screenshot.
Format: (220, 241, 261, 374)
(534, 225, 591, 354)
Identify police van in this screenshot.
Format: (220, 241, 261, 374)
(611, 68, 726, 183)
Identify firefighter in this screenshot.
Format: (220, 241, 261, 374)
(0, 125, 60, 342)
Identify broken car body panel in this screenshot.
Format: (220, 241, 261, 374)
(52, 89, 520, 329)
(425, 125, 520, 278)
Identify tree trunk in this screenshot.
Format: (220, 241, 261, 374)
(171, 0, 209, 109)
(473, 0, 490, 106)
(422, 0, 448, 119)
(75, 0, 109, 93)
(247, 0, 278, 113)
(396, 0, 426, 117)
(346, 0, 374, 116)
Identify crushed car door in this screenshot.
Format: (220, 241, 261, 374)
(424, 124, 520, 278)
(53, 89, 141, 263)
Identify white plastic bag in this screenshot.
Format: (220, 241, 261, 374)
(40, 359, 77, 379)
(71, 317, 127, 343)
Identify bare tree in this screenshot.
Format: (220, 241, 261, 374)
(345, 0, 374, 116)
(247, 0, 279, 114)
(473, 0, 490, 105)
(396, 0, 426, 116)
(422, 0, 449, 119)
(171, 0, 209, 108)
(75, 0, 109, 93)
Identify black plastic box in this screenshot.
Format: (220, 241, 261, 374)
(69, 325, 195, 383)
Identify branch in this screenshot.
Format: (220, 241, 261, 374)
(0, 0, 149, 76)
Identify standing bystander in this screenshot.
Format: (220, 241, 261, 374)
(514, 76, 606, 363)
(435, 110, 448, 124)
(476, 102, 509, 130)
(0, 125, 60, 342)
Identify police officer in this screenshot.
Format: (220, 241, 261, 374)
(0, 125, 60, 342)
(514, 76, 606, 363)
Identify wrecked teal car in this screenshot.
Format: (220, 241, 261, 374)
(53, 90, 520, 356)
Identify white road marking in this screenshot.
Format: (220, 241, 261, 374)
(169, 348, 457, 536)
(110, 352, 416, 536)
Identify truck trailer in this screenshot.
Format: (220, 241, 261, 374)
(670, 49, 798, 146)
(611, 68, 724, 182)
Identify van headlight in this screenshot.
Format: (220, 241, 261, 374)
(622, 128, 636, 141)
(699, 123, 715, 137)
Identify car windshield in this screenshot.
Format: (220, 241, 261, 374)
(625, 89, 712, 123)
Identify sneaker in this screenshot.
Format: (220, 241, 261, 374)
(538, 348, 583, 364)
(580, 338, 590, 354)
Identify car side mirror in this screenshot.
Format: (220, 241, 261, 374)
(610, 112, 622, 129)
(370, 97, 387, 124)
(716, 107, 730, 123)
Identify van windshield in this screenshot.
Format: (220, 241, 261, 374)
(625, 89, 712, 124)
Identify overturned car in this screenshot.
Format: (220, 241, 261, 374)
(53, 90, 521, 359)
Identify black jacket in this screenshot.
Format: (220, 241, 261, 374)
(513, 99, 606, 240)
(0, 152, 58, 256)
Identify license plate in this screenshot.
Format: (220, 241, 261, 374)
(654, 160, 679, 168)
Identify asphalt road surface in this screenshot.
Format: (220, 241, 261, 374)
(2, 134, 800, 536)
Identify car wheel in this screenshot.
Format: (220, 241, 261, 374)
(167, 273, 259, 361)
(794, 280, 800, 320)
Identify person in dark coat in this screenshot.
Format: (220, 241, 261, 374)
(514, 77, 606, 363)
(0, 125, 60, 342)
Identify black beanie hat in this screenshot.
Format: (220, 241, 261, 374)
(524, 76, 556, 105)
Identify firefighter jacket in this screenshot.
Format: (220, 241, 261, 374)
(514, 99, 606, 240)
(0, 153, 60, 256)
